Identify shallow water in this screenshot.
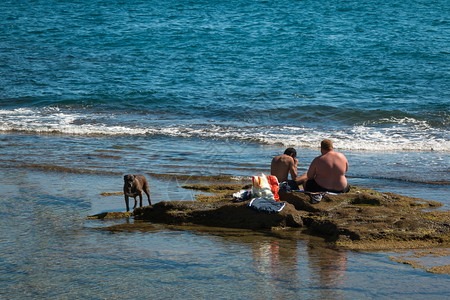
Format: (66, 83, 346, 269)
(0, 168, 449, 299)
(1, 133, 448, 207)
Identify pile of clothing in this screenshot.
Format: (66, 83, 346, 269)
(233, 173, 332, 208)
(233, 173, 285, 214)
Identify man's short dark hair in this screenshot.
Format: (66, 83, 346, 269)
(284, 147, 297, 158)
(321, 139, 333, 151)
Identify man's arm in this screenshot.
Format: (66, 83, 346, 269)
(306, 158, 317, 180)
(341, 153, 349, 172)
(289, 158, 298, 180)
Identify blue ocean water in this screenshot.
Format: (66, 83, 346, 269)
(1, 0, 448, 151)
(0, 0, 449, 298)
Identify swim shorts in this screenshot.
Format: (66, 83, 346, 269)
(304, 179, 350, 194)
(278, 180, 299, 192)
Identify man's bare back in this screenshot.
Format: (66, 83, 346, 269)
(305, 139, 349, 192)
(271, 154, 297, 182)
(270, 148, 307, 185)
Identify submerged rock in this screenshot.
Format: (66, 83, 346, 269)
(87, 211, 133, 219)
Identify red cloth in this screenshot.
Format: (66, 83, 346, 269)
(266, 175, 280, 201)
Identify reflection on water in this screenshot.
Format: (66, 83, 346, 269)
(307, 242, 349, 298)
(178, 226, 353, 299)
(250, 236, 349, 293)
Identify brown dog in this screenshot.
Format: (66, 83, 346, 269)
(123, 174, 151, 212)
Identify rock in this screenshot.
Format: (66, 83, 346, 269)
(90, 183, 449, 251)
(133, 200, 303, 230)
(279, 189, 449, 250)
(87, 211, 133, 219)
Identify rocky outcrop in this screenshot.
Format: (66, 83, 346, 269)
(89, 184, 449, 251)
(279, 188, 449, 250)
(132, 199, 303, 230)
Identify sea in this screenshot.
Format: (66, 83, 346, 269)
(0, 0, 449, 299)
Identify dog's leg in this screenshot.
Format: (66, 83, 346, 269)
(133, 196, 138, 210)
(144, 187, 151, 205)
(125, 195, 130, 212)
(139, 193, 143, 208)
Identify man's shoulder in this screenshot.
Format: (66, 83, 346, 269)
(310, 155, 321, 165)
(323, 150, 346, 158)
(271, 154, 283, 161)
(273, 154, 293, 164)
(334, 151, 347, 159)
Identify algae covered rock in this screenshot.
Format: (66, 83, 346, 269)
(130, 183, 303, 230)
(87, 211, 133, 219)
(279, 189, 449, 250)
(133, 200, 303, 230)
(91, 183, 449, 251)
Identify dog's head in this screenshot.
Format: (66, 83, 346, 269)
(124, 174, 136, 190)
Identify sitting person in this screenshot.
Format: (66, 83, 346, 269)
(304, 139, 350, 193)
(271, 147, 307, 190)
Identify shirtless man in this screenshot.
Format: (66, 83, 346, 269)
(304, 139, 350, 193)
(271, 148, 307, 189)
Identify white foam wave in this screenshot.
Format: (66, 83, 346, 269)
(0, 108, 448, 152)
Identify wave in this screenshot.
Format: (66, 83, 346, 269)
(2, 95, 448, 125)
(0, 107, 448, 152)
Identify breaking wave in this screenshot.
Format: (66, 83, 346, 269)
(0, 107, 448, 152)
